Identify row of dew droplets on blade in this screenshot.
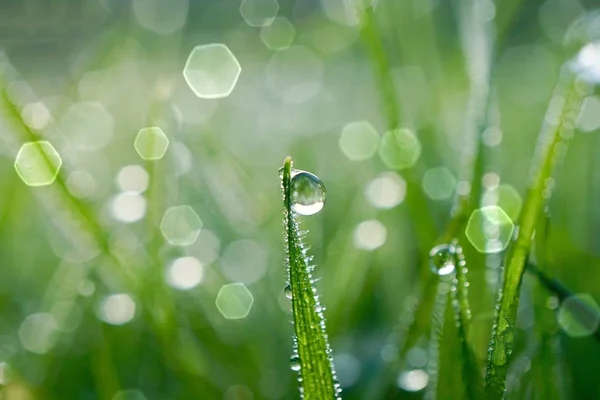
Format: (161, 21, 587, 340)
(279, 160, 341, 399)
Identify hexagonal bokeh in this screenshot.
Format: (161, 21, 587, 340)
(466, 206, 514, 253)
(378, 128, 422, 170)
(215, 283, 254, 319)
(183, 44, 241, 99)
(338, 120, 379, 161)
(421, 166, 456, 200)
(260, 17, 295, 51)
(557, 293, 600, 338)
(240, 0, 279, 27)
(14, 141, 62, 187)
(160, 205, 203, 246)
(481, 183, 523, 221)
(134, 127, 169, 160)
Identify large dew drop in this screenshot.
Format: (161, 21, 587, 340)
(290, 171, 326, 216)
(290, 355, 301, 371)
(428, 244, 456, 276)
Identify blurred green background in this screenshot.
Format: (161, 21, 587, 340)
(0, 0, 600, 399)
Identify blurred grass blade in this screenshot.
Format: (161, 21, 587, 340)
(530, 210, 571, 400)
(528, 262, 600, 342)
(281, 157, 340, 399)
(484, 68, 590, 398)
(424, 279, 449, 400)
(449, 242, 484, 399)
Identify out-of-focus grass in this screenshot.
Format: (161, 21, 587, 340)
(0, 1, 599, 399)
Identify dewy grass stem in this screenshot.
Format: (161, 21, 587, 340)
(484, 68, 590, 398)
(281, 157, 339, 399)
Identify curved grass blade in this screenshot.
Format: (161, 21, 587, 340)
(281, 157, 340, 399)
(528, 262, 600, 342)
(529, 210, 570, 400)
(484, 68, 590, 399)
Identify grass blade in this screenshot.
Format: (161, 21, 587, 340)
(449, 242, 484, 399)
(424, 279, 449, 400)
(281, 156, 340, 399)
(484, 68, 590, 398)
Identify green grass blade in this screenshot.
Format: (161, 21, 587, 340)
(484, 68, 590, 398)
(528, 262, 600, 342)
(424, 279, 449, 400)
(450, 242, 484, 399)
(281, 157, 339, 399)
(529, 211, 570, 400)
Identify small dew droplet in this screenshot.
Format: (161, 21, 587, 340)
(290, 355, 301, 371)
(290, 171, 326, 216)
(284, 284, 292, 299)
(429, 244, 456, 276)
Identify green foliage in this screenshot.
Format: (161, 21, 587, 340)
(281, 157, 339, 399)
(0, 1, 599, 400)
(484, 70, 590, 399)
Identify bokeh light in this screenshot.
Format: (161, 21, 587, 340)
(215, 283, 254, 320)
(67, 170, 97, 199)
(110, 192, 147, 223)
(570, 41, 600, 84)
(578, 96, 600, 132)
(160, 205, 203, 246)
(421, 167, 456, 200)
(134, 127, 170, 161)
(378, 128, 422, 170)
(60, 101, 114, 150)
(18, 313, 58, 355)
(481, 183, 523, 221)
(21, 102, 51, 130)
(98, 294, 136, 325)
(14, 141, 62, 187)
(184, 229, 221, 265)
(364, 172, 406, 209)
(354, 219, 387, 250)
(557, 293, 600, 338)
(338, 120, 379, 161)
(397, 369, 429, 392)
(166, 256, 204, 290)
(260, 17, 296, 50)
(183, 44, 242, 99)
(239, 0, 279, 27)
(1, 3, 600, 399)
(116, 165, 149, 193)
(465, 206, 515, 253)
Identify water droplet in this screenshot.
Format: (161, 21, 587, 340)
(429, 244, 456, 276)
(290, 171, 326, 215)
(290, 355, 301, 371)
(284, 284, 292, 299)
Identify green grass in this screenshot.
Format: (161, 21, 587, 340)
(0, 1, 600, 399)
(281, 156, 339, 399)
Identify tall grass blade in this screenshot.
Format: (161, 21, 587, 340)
(449, 242, 484, 399)
(281, 156, 340, 399)
(484, 68, 590, 398)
